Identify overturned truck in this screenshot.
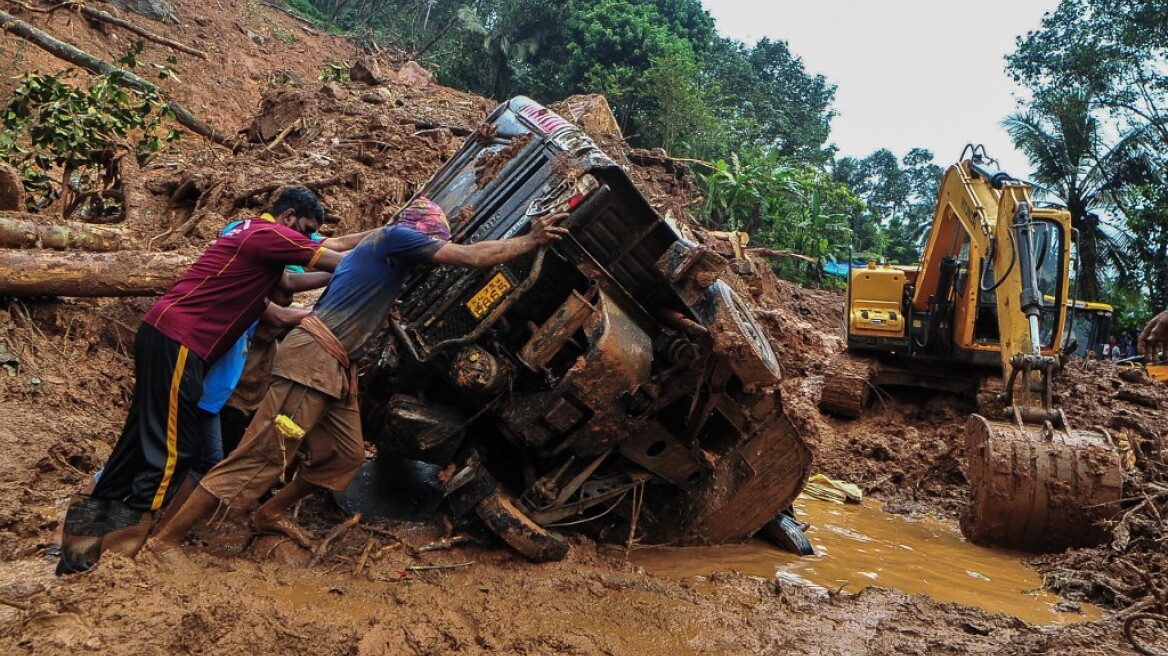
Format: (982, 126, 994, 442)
(351, 97, 812, 561)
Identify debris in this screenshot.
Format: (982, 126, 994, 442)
(0, 164, 27, 211)
(550, 94, 622, 140)
(395, 61, 433, 87)
(352, 536, 374, 576)
(349, 59, 383, 86)
(307, 512, 361, 567)
(416, 535, 472, 553)
(405, 561, 474, 572)
(1118, 388, 1160, 409)
(800, 474, 864, 504)
(0, 8, 239, 149)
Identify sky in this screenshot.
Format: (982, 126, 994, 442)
(701, 0, 1060, 179)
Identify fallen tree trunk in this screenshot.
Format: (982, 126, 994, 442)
(0, 249, 193, 296)
(0, 213, 137, 251)
(0, 8, 238, 149)
(746, 247, 820, 266)
(10, 0, 208, 59)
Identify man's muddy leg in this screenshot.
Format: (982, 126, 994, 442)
(149, 485, 221, 549)
(251, 476, 317, 549)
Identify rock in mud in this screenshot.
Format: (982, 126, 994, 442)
(395, 61, 433, 87)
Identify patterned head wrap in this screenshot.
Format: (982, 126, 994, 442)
(397, 196, 451, 242)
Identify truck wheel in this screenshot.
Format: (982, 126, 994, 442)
(702, 280, 782, 386)
(476, 489, 570, 562)
(759, 513, 814, 556)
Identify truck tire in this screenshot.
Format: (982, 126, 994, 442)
(701, 280, 782, 387)
(476, 489, 570, 562)
(759, 512, 814, 556)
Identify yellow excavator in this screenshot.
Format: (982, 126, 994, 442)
(821, 145, 1123, 551)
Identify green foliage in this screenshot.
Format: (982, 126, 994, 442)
(0, 42, 178, 212)
(317, 60, 351, 82)
(296, 0, 836, 163)
(1007, 0, 1168, 312)
(271, 25, 298, 44)
(453, 2, 552, 98)
(703, 37, 836, 163)
(1105, 281, 1156, 334)
(700, 152, 859, 283)
(1002, 89, 1144, 301)
(284, 0, 330, 24)
(832, 148, 941, 264)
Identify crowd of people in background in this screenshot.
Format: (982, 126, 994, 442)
(1102, 331, 1140, 361)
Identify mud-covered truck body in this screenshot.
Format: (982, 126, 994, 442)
(357, 96, 811, 560)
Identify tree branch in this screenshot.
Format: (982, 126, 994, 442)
(8, 0, 208, 59)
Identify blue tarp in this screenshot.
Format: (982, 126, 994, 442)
(823, 259, 872, 278)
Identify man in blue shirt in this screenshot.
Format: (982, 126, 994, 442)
(153, 198, 567, 549)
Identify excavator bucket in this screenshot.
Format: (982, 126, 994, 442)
(961, 414, 1123, 551)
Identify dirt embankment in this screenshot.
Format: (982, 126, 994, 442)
(0, 0, 1163, 654)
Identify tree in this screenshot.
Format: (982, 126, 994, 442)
(454, 1, 555, 98)
(1006, 0, 1168, 310)
(832, 148, 941, 262)
(1002, 90, 1139, 301)
(516, 0, 711, 141)
(703, 37, 836, 163)
(640, 43, 723, 156)
(701, 151, 860, 283)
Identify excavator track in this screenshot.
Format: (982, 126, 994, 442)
(818, 352, 876, 418)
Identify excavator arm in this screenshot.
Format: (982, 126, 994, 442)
(958, 154, 1122, 551)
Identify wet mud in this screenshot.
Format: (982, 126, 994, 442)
(0, 0, 1164, 653)
(635, 498, 1105, 626)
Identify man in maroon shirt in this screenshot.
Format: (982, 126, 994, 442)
(57, 186, 369, 575)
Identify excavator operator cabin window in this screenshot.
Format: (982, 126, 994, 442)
(953, 232, 972, 298)
(1032, 221, 1063, 349)
(973, 257, 1000, 343)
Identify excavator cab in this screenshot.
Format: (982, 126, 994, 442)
(1064, 299, 1113, 356)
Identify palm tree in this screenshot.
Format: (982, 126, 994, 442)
(1003, 91, 1140, 301)
(457, 5, 548, 99)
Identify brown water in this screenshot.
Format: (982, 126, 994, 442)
(632, 498, 1104, 626)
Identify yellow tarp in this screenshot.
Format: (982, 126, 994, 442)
(799, 473, 863, 504)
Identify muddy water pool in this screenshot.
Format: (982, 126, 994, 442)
(632, 497, 1104, 626)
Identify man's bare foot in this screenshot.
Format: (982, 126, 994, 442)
(251, 511, 315, 549)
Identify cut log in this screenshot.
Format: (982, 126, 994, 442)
(746, 247, 820, 266)
(0, 213, 137, 251)
(0, 249, 193, 296)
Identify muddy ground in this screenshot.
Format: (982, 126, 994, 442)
(0, 1, 1165, 654)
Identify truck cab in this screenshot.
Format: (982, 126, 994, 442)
(356, 97, 811, 560)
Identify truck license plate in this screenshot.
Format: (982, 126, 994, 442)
(467, 273, 512, 319)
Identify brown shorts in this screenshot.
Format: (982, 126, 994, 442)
(200, 376, 363, 510)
